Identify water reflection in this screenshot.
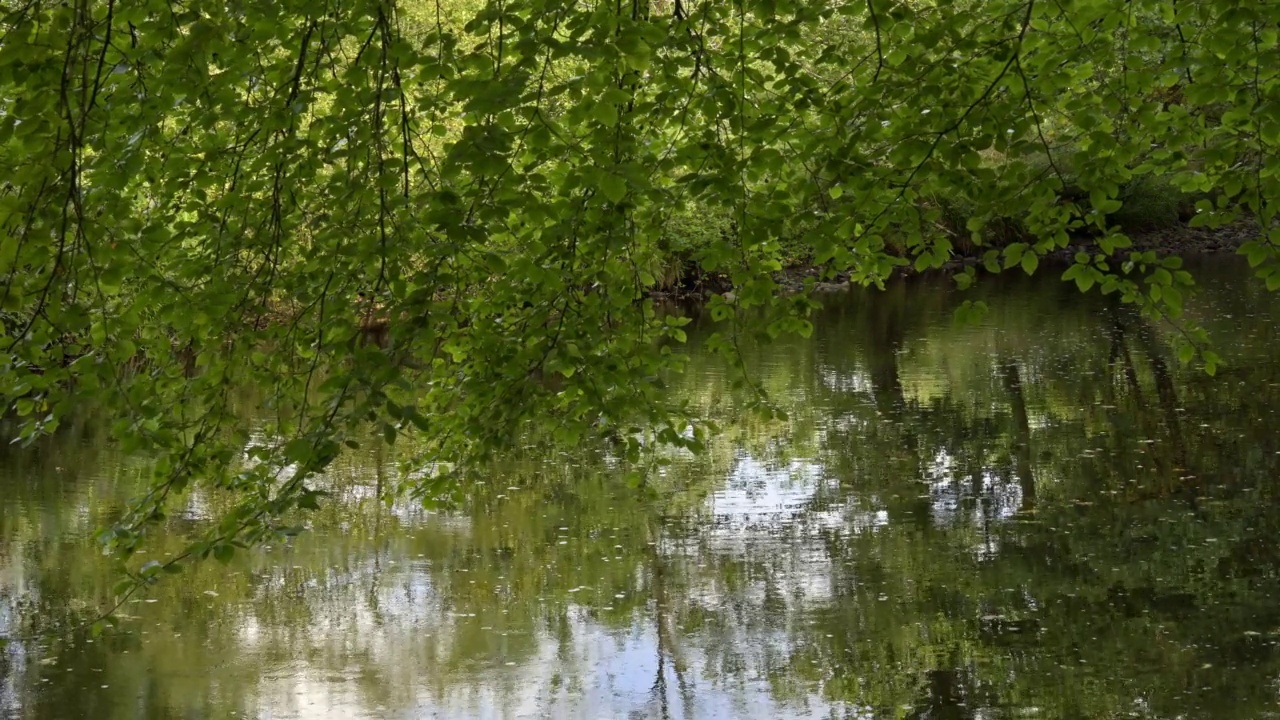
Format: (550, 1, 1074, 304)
(4, 257, 1280, 718)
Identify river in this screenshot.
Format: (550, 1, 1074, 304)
(3, 256, 1280, 719)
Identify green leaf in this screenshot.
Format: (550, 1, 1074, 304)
(1003, 243, 1025, 270)
(600, 174, 627, 203)
(1177, 343, 1195, 365)
(1203, 350, 1223, 376)
(592, 102, 619, 126)
(283, 439, 313, 463)
(297, 491, 322, 511)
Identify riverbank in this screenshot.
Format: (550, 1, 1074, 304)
(653, 218, 1262, 300)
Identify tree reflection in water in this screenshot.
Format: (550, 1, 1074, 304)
(4, 257, 1280, 719)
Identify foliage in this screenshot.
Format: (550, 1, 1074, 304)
(0, 0, 1277, 609)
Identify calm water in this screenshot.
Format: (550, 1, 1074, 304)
(4, 258, 1280, 719)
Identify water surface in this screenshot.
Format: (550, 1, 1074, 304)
(4, 257, 1280, 719)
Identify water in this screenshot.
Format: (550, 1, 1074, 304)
(4, 257, 1280, 719)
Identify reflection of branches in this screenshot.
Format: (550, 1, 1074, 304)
(647, 522, 690, 720)
(907, 653, 979, 720)
(1107, 309, 1205, 507)
(1131, 319, 1191, 480)
(1000, 360, 1035, 512)
(651, 640, 670, 720)
(1108, 310, 1143, 400)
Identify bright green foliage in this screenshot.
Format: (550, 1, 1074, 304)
(0, 0, 1276, 604)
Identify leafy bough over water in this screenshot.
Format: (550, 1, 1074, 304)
(0, 0, 1276, 626)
